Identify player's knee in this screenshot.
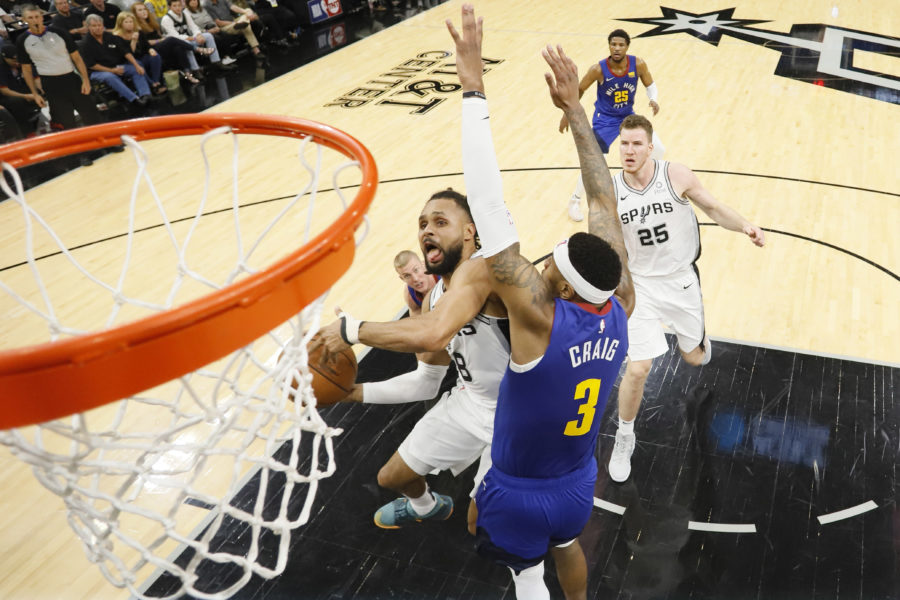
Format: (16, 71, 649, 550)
(624, 359, 652, 381)
(376, 463, 397, 490)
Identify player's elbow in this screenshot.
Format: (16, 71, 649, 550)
(418, 328, 452, 353)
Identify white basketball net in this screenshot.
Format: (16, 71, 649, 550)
(0, 126, 368, 599)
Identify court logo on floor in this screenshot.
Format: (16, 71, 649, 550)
(326, 52, 504, 114)
(620, 7, 900, 105)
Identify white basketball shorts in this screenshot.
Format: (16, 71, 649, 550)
(627, 265, 705, 361)
(398, 386, 494, 497)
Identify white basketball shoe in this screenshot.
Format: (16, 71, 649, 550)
(608, 430, 636, 482)
(567, 195, 584, 222)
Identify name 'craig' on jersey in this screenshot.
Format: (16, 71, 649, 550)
(615, 159, 701, 278)
(429, 280, 510, 415)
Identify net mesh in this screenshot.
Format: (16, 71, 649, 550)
(0, 124, 367, 599)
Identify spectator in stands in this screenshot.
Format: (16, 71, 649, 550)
(143, 0, 164, 18)
(16, 3, 101, 130)
(111, 10, 165, 94)
(241, 0, 295, 46)
(185, 0, 262, 63)
(131, 1, 200, 82)
(80, 13, 151, 107)
(84, 0, 120, 28)
(160, 0, 235, 71)
(187, 0, 265, 60)
(0, 42, 41, 132)
(50, 0, 87, 39)
(202, 0, 268, 50)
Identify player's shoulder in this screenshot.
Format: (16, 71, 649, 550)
(665, 160, 694, 182)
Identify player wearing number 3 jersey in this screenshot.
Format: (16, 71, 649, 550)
(608, 113, 765, 485)
(447, 5, 635, 598)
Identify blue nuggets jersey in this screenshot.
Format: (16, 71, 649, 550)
(593, 55, 638, 120)
(491, 298, 628, 479)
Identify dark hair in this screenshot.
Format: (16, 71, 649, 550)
(619, 113, 653, 141)
(426, 188, 480, 249)
(608, 29, 630, 45)
(567, 232, 621, 296)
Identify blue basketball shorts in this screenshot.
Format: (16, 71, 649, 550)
(474, 460, 597, 571)
(592, 112, 632, 153)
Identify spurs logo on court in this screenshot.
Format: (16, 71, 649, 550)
(620, 7, 900, 105)
(326, 51, 505, 114)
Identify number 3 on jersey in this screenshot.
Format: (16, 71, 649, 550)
(564, 378, 601, 436)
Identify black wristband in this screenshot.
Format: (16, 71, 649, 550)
(462, 90, 486, 99)
(339, 317, 350, 345)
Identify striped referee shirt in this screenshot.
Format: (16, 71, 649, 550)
(16, 26, 78, 76)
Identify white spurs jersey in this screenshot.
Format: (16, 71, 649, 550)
(615, 160, 701, 277)
(429, 279, 510, 414)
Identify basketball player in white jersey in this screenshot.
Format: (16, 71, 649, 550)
(608, 113, 765, 482)
(316, 188, 510, 533)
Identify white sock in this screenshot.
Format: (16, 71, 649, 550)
(619, 417, 635, 436)
(407, 489, 436, 515)
(572, 174, 585, 200)
(701, 338, 712, 365)
(650, 131, 666, 159)
(510, 563, 550, 600)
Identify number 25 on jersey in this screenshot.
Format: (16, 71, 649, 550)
(564, 378, 601, 436)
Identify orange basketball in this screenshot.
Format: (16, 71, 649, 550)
(306, 337, 358, 406)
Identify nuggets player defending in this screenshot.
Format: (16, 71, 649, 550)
(608, 113, 765, 484)
(562, 29, 665, 222)
(448, 6, 635, 599)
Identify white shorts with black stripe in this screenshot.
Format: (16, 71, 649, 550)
(398, 386, 494, 497)
(627, 265, 705, 361)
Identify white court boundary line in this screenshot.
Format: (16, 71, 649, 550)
(707, 335, 900, 369)
(817, 500, 878, 525)
(688, 521, 757, 533)
(593, 497, 626, 515)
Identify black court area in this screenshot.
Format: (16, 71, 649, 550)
(144, 333, 899, 600)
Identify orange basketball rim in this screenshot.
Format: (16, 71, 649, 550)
(0, 113, 377, 429)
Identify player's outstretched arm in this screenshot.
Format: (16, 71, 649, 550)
(543, 44, 635, 315)
(315, 267, 491, 354)
(447, 4, 554, 361)
(670, 163, 766, 247)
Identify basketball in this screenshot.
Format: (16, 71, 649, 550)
(306, 336, 358, 406)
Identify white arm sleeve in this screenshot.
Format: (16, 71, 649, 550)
(646, 82, 658, 102)
(461, 97, 518, 258)
(362, 361, 449, 404)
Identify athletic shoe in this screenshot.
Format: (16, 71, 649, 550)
(567, 195, 584, 222)
(608, 430, 636, 482)
(373, 493, 453, 529)
(221, 56, 238, 65)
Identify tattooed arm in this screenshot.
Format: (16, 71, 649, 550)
(543, 44, 635, 316)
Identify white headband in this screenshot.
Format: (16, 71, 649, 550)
(552, 238, 616, 304)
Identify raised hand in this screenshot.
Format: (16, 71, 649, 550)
(541, 44, 580, 113)
(445, 3, 484, 93)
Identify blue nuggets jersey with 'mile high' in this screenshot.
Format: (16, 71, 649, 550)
(491, 298, 628, 479)
(594, 55, 638, 120)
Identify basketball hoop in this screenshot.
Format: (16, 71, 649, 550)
(0, 114, 377, 599)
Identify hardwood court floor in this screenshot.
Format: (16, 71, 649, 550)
(0, 1, 897, 599)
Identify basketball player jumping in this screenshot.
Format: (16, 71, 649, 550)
(445, 5, 634, 598)
(317, 188, 510, 534)
(607, 113, 765, 483)
(563, 28, 665, 222)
